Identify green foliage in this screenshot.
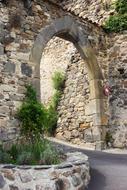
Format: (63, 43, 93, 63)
(51, 91, 62, 109)
(40, 142, 60, 165)
(18, 85, 46, 141)
(115, 0, 127, 14)
(104, 14, 127, 32)
(0, 81, 65, 165)
(52, 72, 65, 91)
(18, 79, 64, 138)
(103, 0, 127, 32)
(44, 72, 65, 135)
(44, 105, 58, 136)
(0, 140, 61, 165)
(25, 85, 37, 103)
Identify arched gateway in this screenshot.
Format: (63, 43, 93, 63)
(30, 16, 107, 149)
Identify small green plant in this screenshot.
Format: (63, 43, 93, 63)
(44, 105, 58, 135)
(104, 14, 127, 32)
(52, 71, 65, 91)
(0, 140, 61, 165)
(18, 85, 46, 142)
(44, 72, 65, 135)
(51, 90, 62, 109)
(103, 0, 127, 32)
(115, 0, 127, 14)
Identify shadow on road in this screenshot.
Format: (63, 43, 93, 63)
(87, 168, 106, 190)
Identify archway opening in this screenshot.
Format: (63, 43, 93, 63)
(30, 16, 107, 150)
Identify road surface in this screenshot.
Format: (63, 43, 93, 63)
(54, 142, 127, 190)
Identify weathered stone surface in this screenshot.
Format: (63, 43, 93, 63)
(0, 174, 6, 188)
(0, 43, 4, 55)
(0, 0, 126, 149)
(19, 171, 32, 183)
(0, 152, 90, 190)
(21, 63, 32, 77)
(3, 62, 15, 73)
(3, 169, 15, 181)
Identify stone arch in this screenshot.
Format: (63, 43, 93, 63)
(30, 16, 107, 149)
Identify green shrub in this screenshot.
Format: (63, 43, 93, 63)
(43, 72, 65, 135)
(40, 142, 60, 165)
(44, 105, 58, 135)
(0, 140, 61, 165)
(115, 0, 127, 14)
(52, 71, 65, 91)
(0, 150, 12, 164)
(103, 0, 127, 33)
(17, 85, 46, 141)
(104, 14, 127, 32)
(51, 90, 62, 109)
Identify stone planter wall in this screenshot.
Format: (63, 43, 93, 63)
(0, 152, 90, 190)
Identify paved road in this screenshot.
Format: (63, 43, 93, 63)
(54, 142, 127, 190)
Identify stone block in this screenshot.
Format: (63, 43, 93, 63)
(4, 62, 15, 73)
(89, 79, 104, 100)
(92, 114, 108, 126)
(3, 169, 15, 181)
(79, 123, 91, 129)
(0, 43, 4, 55)
(0, 106, 10, 114)
(92, 127, 101, 141)
(21, 63, 32, 77)
(0, 174, 6, 188)
(85, 99, 105, 115)
(84, 128, 93, 143)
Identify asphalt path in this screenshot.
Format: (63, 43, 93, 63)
(54, 142, 127, 190)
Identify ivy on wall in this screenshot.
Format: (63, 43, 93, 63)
(103, 0, 127, 32)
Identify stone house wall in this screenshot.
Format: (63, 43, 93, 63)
(108, 33, 127, 148)
(0, 0, 65, 144)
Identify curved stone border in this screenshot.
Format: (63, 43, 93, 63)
(0, 152, 90, 190)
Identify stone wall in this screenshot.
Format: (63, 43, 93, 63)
(56, 52, 93, 148)
(0, 0, 65, 144)
(49, 0, 115, 26)
(40, 35, 106, 149)
(40, 37, 75, 105)
(108, 33, 127, 148)
(0, 152, 90, 190)
(0, 0, 127, 149)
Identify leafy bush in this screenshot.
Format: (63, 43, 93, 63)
(44, 105, 58, 136)
(18, 81, 64, 138)
(104, 14, 127, 32)
(44, 72, 65, 135)
(52, 71, 65, 91)
(18, 85, 46, 141)
(0, 140, 61, 165)
(115, 0, 127, 14)
(0, 84, 64, 165)
(51, 90, 62, 109)
(39, 141, 60, 165)
(103, 0, 127, 32)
